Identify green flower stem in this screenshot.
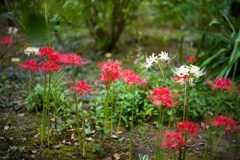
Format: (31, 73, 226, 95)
(3, 56, 7, 96)
(183, 82, 190, 121)
(110, 84, 115, 134)
(156, 107, 164, 160)
(158, 62, 167, 86)
(81, 95, 86, 157)
(173, 107, 177, 127)
(215, 91, 223, 117)
(210, 131, 224, 160)
(72, 65, 81, 150)
(129, 87, 135, 160)
(40, 72, 47, 145)
(203, 128, 212, 160)
(178, 147, 182, 160)
(104, 87, 110, 133)
(25, 70, 29, 97)
(31, 71, 40, 134)
(46, 72, 52, 146)
(186, 82, 190, 121)
(182, 134, 187, 160)
(117, 85, 127, 132)
(183, 84, 187, 121)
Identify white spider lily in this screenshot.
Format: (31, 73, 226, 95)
(158, 51, 171, 62)
(24, 47, 39, 56)
(173, 65, 205, 86)
(8, 27, 18, 35)
(173, 65, 190, 77)
(144, 53, 158, 69)
(189, 65, 206, 78)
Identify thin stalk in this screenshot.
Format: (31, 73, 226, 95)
(72, 65, 81, 150)
(203, 128, 212, 160)
(156, 107, 164, 160)
(129, 88, 135, 160)
(178, 146, 182, 160)
(173, 107, 177, 127)
(81, 95, 86, 157)
(210, 131, 224, 160)
(40, 72, 47, 145)
(182, 134, 187, 160)
(104, 88, 109, 133)
(183, 84, 187, 121)
(110, 84, 115, 134)
(158, 62, 167, 86)
(117, 85, 127, 132)
(185, 82, 190, 121)
(46, 72, 52, 146)
(25, 70, 29, 97)
(3, 56, 7, 96)
(31, 71, 40, 133)
(215, 91, 223, 117)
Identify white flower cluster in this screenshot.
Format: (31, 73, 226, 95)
(24, 47, 39, 56)
(173, 65, 206, 86)
(8, 27, 18, 35)
(144, 51, 171, 69)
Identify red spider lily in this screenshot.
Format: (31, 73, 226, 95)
(59, 53, 88, 66)
(38, 47, 55, 58)
(48, 52, 62, 63)
(72, 81, 91, 95)
(186, 56, 197, 63)
(120, 70, 143, 87)
(177, 121, 199, 136)
(162, 132, 185, 151)
(151, 86, 173, 109)
(0, 36, 14, 45)
(209, 78, 232, 92)
(99, 60, 122, 84)
(19, 60, 39, 72)
(41, 62, 60, 72)
(211, 116, 236, 133)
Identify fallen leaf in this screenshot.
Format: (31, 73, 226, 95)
(51, 118, 56, 122)
(4, 125, 10, 131)
(74, 142, 79, 146)
(34, 134, 40, 139)
(67, 128, 76, 132)
(113, 153, 121, 160)
(71, 134, 75, 140)
(31, 150, 37, 154)
(18, 113, 25, 117)
(62, 139, 66, 144)
(116, 131, 123, 135)
(66, 141, 72, 145)
(53, 144, 61, 149)
(86, 137, 94, 142)
(111, 135, 118, 139)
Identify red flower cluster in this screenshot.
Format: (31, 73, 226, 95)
(177, 121, 199, 135)
(38, 47, 55, 58)
(41, 62, 60, 72)
(211, 116, 236, 133)
(38, 46, 89, 69)
(19, 60, 40, 72)
(100, 60, 122, 83)
(162, 132, 185, 151)
(151, 86, 173, 109)
(120, 70, 143, 87)
(59, 53, 88, 66)
(209, 78, 232, 92)
(186, 56, 197, 63)
(0, 36, 14, 45)
(72, 81, 91, 95)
